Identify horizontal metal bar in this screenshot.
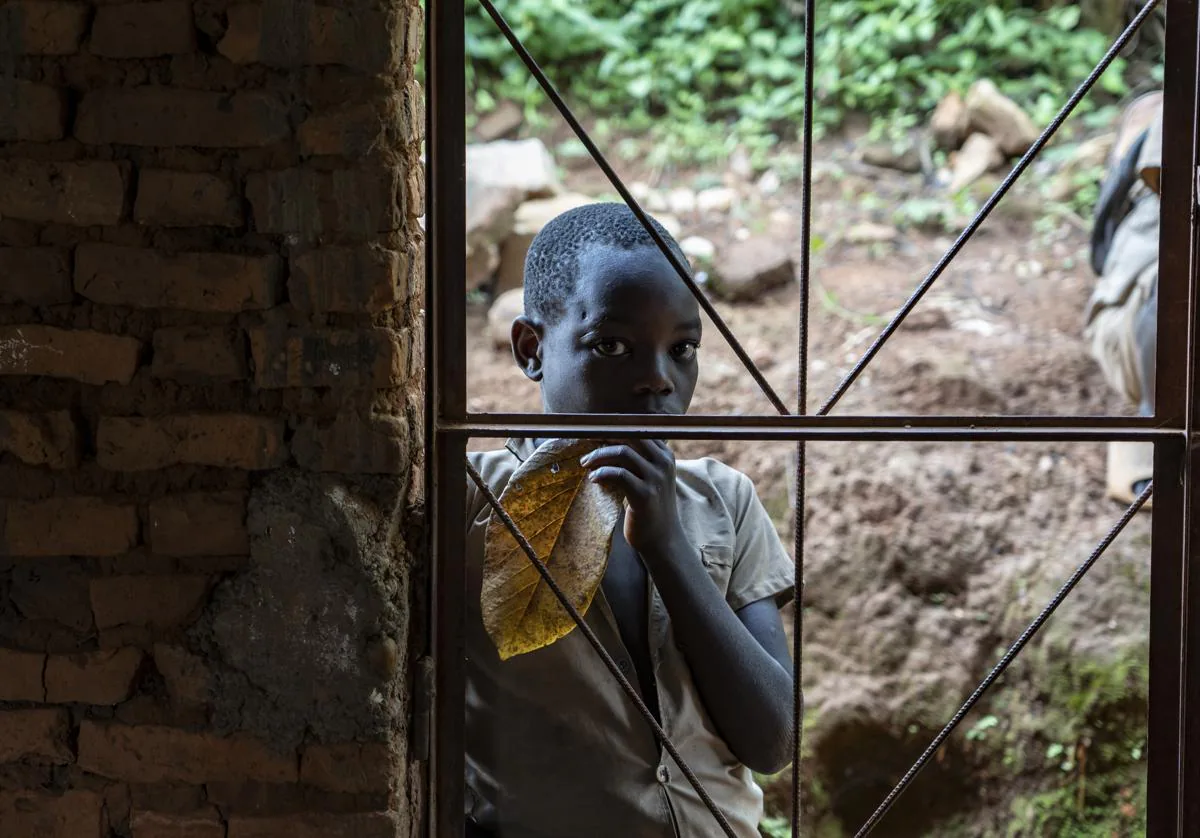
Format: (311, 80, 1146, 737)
(439, 414, 1182, 442)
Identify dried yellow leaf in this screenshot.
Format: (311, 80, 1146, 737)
(482, 439, 622, 660)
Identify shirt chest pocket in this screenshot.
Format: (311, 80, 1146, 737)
(698, 544, 735, 598)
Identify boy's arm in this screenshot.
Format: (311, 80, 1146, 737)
(582, 441, 796, 775)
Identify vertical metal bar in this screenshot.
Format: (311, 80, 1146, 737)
(791, 0, 816, 832)
(1148, 440, 1186, 838)
(427, 0, 468, 835)
(1149, 2, 1199, 834)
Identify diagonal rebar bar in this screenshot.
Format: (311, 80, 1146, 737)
(818, 0, 1163, 417)
(475, 0, 790, 416)
(465, 458, 740, 838)
(855, 480, 1154, 837)
(792, 0, 817, 833)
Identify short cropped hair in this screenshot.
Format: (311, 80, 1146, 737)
(522, 202, 687, 321)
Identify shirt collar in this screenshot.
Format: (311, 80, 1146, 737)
(504, 437, 538, 463)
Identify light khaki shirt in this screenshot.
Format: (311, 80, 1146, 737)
(464, 438, 794, 838)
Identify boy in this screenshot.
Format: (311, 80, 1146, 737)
(465, 203, 796, 838)
(1085, 91, 1162, 504)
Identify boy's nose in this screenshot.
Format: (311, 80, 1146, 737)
(634, 356, 674, 395)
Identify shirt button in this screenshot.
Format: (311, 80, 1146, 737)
(618, 659, 632, 674)
(656, 765, 670, 784)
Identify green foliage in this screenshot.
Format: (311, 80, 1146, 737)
(464, 0, 1131, 162)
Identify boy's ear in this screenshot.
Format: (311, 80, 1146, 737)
(511, 316, 544, 382)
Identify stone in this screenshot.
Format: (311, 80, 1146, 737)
(463, 139, 563, 291)
(696, 187, 737, 214)
(465, 138, 560, 200)
(487, 287, 523, 350)
(965, 79, 1040, 157)
(930, 90, 970, 150)
(666, 188, 696, 215)
(474, 101, 524, 142)
(680, 236, 716, 264)
(494, 192, 593, 294)
(846, 223, 900, 245)
(948, 133, 1004, 193)
(709, 237, 795, 302)
(756, 171, 781, 196)
(859, 136, 923, 173)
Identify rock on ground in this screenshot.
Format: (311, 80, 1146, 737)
(858, 135, 923, 173)
(473, 101, 524, 142)
(465, 139, 563, 290)
(931, 90, 969, 150)
(488, 287, 524, 350)
(494, 193, 594, 295)
(708, 237, 794, 301)
(966, 79, 1040, 157)
(948, 133, 1004, 193)
(680, 235, 716, 264)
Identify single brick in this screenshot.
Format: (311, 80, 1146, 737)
(0, 2, 88, 55)
(151, 327, 246, 381)
(134, 170, 242, 228)
(46, 648, 143, 704)
(0, 790, 105, 838)
(298, 102, 386, 158)
(91, 1, 196, 58)
(89, 576, 210, 630)
(75, 244, 282, 313)
(0, 325, 140, 386)
(131, 807, 225, 838)
(0, 648, 46, 701)
(0, 160, 127, 226)
(289, 246, 404, 314)
(399, 78, 423, 144)
(0, 409, 80, 469)
(152, 644, 209, 707)
(227, 813, 397, 838)
(292, 412, 409, 475)
(10, 559, 94, 632)
(300, 743, 393, 794)
(3, 497, 139, 557)
(218, 3, 397, 73)
(76, 88, 290, 148)
(0, 80, 67, 141)
(149, 492, 247, 557)
(78, 723, 298, 784)
(96, 415, 288, 471)
(0, 709, 72, 763)
(246, 166, 400, 236)
(248, 327, 408, 389)
(0, 247, 74, 306)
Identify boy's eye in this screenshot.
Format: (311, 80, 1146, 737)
(671, 341, 699, 361)
(592, 339, 630, 357)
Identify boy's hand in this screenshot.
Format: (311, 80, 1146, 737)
(579, 439, 686, 559)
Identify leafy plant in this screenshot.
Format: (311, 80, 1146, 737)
(461, 0, 1144, 162)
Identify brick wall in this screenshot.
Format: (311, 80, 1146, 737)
(0, 1, 426, 836)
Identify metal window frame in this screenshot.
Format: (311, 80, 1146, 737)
(424, 0, 1200, 833)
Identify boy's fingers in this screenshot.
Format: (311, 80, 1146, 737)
(580, 445, 654, 478)
(624, 438, 672, 467)
(585, 466, 649, 501)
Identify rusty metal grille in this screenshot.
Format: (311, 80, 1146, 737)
(424, 0, 1200, 834)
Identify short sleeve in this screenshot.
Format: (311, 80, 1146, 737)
(726, 471, 795, 611)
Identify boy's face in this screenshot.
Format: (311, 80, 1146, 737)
(512, 244, 702, 415)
